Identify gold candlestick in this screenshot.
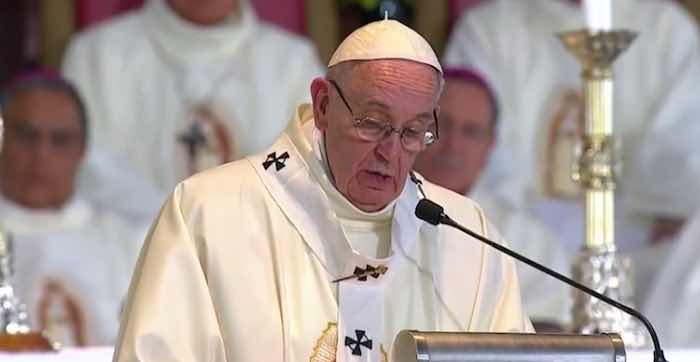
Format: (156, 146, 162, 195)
(559, 29, 647, 347)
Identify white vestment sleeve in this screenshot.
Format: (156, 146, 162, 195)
(479, 219, 535, 333)
(114, 184, 226, 362)
(507, 216, 570, 324)
(491, 261, 534, 333)
(644, 212, 700, 347)
(442, 9, 530, 199)
(284, 40, 324, 107)
(62, 32, 113, 154)
(443, 9, 497, 74)
(625, 7, 700, 219)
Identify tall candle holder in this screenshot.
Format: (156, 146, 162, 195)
(559, 29, 647, 348)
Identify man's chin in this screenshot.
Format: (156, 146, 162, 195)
(348, 188, 397, 213)
(20, 191, 62, 209)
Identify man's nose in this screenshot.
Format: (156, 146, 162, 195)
(376, 131, 402, 161)
(32, 138, 54, 163)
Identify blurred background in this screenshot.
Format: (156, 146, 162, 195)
(2, 0, 700, 353)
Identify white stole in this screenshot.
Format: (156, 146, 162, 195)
(247, 112, 423, 361)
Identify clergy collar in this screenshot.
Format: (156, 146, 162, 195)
(0, 193, 92, 236)
(144, 0, 257, 65)
(289, 105, 395, 223)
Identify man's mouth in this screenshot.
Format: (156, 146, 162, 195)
(369, 168, 392, 177)
(360, 170, 394, 189)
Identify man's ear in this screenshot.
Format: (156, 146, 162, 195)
(310, 77, 330, 130)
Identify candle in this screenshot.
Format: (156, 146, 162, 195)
(583, 0, 612, 31)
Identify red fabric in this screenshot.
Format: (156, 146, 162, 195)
(76, 0, 144, 29)
(450, 0, 485, 25)
(252, 0, 305, 35)
(75, 0, 305, 35)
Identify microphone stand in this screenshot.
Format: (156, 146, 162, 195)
(416, 198, 669, 362)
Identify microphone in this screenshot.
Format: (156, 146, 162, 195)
(415, 198, 669, 362)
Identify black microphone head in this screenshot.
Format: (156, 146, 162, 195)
(415, 199, 445, 225)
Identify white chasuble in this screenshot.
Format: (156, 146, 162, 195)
(114, 104, 531, 362)
(62, 0, 324, 194)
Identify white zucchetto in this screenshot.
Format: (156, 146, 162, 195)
(328, 19, 442, 73)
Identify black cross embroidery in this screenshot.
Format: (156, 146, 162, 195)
(345, 329, 372, 356)
(262, 151, 290, 171)
(352, 264, 386, 282)
(177, 122, 207, 158)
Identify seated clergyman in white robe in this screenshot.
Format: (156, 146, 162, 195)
(62, 0, 324, 195)
(114, 20, 532, 362)
(0, 72, 148, 346)
(414, 67, 570, 329)
(0, 195, 143, 346)
(444, 0, 700, 250)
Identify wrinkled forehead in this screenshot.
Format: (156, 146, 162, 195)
(330, 59, 443, 101)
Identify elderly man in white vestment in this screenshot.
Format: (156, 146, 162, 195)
(62, 0, 324, 196)
(444, 0, 700, 252)
(114, 20, 532, 362)
(0, 73, 147, 347)
(414, 68, 570, 330)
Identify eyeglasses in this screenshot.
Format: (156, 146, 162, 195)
(328, 79, 439, 152)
